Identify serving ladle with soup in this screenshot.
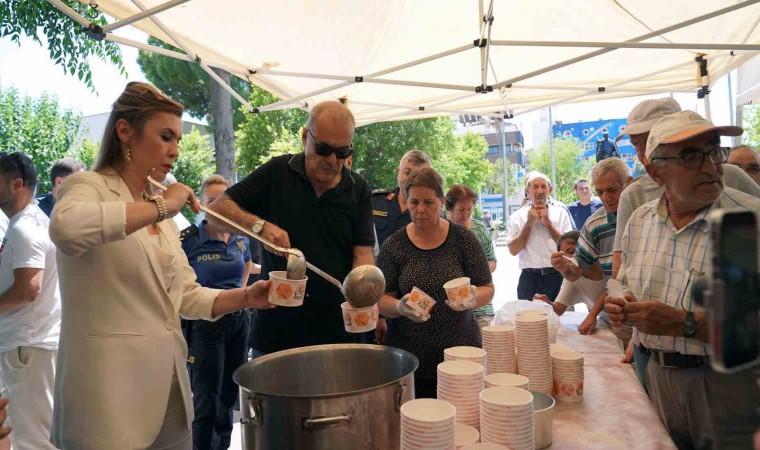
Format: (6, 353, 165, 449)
(147, 176, 384, 324)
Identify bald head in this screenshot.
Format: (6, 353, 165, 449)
(306, 101, 356, 136)
(728, 145, 760, 185)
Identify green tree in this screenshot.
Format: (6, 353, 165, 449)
(235, 89, 308, 174)
(526, 137, 591, 204)
(484, 158, 522, 197)
(1, 1, 125, 90)
(68, 139, 100, 169)
(436, 132, 493, 192)
(174, 127, 215, 222)
(352, 117, 454, 189)
(0, 86, 83, 193)
(742, 106, 760, 146)
(138, 37, 250, 180)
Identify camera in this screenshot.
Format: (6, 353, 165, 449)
(693, 208, 760, 374)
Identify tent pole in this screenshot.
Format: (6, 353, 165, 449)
(367, 45, 473, 78)
(548, 106, 556, 188)
(102, 0, 189, 33)
(493, 0, 760, 90)
(500, 118, 508, 222)
(45, 0, 90, 27)
(257, 81, 356, 112)
(489, 40, 760, 51)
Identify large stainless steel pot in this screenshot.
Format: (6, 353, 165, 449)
(233, 344, 418, 450)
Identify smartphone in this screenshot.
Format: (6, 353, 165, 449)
(708, 208, 760, 374)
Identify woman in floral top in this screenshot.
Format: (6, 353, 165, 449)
(445, 184, 498, 329)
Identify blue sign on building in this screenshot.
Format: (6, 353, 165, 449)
(552, 119, 639, 172)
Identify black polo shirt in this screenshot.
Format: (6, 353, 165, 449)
(371, 186, 411, 249)
(225, 153, 375, 353)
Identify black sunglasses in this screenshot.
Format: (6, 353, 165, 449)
(0, 152, 27, 187)
(306, 129, 354, 159)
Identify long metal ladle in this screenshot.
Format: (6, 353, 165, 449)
(147, 176, 344, 293)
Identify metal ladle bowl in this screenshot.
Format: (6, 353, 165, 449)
(286, 249, 307, 280)
(342, 265, 386, 308)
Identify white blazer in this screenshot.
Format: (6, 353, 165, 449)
(48, 170, 221, 450)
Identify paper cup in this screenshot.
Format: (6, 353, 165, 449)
(552, 379, 583, 402)
(268, 271, 307, 307)
(444, 277, 472, 304)
(408, 287, 436, 317)
(341, 302, 378, 333)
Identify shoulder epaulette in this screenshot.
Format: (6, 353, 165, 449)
(372, 188, 394, 194)
(180, 224, 199, 241)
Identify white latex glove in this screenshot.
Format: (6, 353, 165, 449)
(446, 286, 477, 312)
(397, 294, 429, 323)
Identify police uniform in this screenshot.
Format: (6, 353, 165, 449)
(180, 221, 251, 450)
(372, 186, 411, 248)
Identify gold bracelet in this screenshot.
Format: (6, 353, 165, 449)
(144, 194, 167, 223)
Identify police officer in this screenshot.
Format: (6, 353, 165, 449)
(180, 175, 253, 450)
(370, 150, 432, 344)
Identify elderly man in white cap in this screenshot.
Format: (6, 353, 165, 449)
(611, 98, 760, 377)
(506, 171, 574, 302)
(606, 111, 760, 450)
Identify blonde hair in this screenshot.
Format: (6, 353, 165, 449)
(200, 174, 230, 196)
(95, 82, 184, 173)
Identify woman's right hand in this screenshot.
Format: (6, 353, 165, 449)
(397, 294, 428, 323)
(162, 183, 201, 215)
(0, 398, 10, 439)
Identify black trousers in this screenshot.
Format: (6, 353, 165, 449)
(186, 312, 250, 450)
(517, 269, 564, 302)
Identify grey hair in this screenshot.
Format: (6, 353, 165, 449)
(591, 157, 630, 187)
(401, 149, 432, 166)
(731, 144, 759, 153)
(306, 101, 356, 133)
(525, 171, 552, 187)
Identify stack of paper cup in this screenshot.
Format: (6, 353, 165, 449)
(481, 325, 516, 374)
(479, 386, 535, 450)
(460, 444, 509, 450)
(437, 361, 484, 429)
(455, 422, 480, 449)
(400, 398, 457, 450)
(516, 309, 547, 317)
(484, 373, 529, 390)
(444, 346, 487, 369)
(515, 315, 553, 395)
(551, 350, 584, 402)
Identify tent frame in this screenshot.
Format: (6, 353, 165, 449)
(47, 0, 760, 120)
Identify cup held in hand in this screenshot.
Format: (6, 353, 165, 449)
(407, 287, 436, 318)
(341, 302, 379, 333)
(443, 277, 471, 306)
(268, 271, 307, 307)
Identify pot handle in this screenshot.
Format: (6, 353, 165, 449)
(240, 396, 262, 426)
(395, 383, 407, 412)
(302, 415, 352, 430)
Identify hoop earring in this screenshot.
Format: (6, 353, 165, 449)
(125, 146, 132, 162)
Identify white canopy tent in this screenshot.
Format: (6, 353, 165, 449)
(47, 0, 760, 125)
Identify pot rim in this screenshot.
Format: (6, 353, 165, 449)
(233, 343, 419, 399)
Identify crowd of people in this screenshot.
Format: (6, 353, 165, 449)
(0, 81, 757, 450)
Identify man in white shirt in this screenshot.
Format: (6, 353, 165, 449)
(606, 112, 760, 449)
(506, 171, 574, 301)
(0, 152, 60, 450)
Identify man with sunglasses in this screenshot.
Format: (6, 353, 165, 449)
(208, 101, 375, 356)
(605, 111, 760, 449)
(0, 152, 60, 450)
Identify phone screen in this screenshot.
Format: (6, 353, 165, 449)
(718, 211, 760, 369)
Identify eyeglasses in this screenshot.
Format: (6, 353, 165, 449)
(306, 129, 353, 159)
(0, 152, 27, 187)
(650, 145, 729, 169)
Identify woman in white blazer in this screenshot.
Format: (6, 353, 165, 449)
(48, 82, 274, 450)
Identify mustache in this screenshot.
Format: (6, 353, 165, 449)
(319, 162, 338, 171)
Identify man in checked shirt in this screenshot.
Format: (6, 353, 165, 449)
(606, 110, 760, 450)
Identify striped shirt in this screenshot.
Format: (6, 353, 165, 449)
(576, 208, 616, 280)
(470, 219, 496, 316)
(619, 187, 760, 355)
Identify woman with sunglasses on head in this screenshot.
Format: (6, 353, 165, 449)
(206, 101, 376, 359)
(48, 82, 274, 450)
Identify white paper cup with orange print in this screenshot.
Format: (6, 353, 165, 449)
(408, 287, 436, 317)
(443, 277, 472, 306)
(268, 271, 307, 307)
(341, 302, 379, 333)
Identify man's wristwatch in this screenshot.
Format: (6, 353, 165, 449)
(252, 219, 267, 235)
(680, 311, 697, 338)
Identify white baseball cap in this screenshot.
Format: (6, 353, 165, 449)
(616, 98, 681, 141)
(645, 111, 743, 160)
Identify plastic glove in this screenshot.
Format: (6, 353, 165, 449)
(447, 285, 477, 312)
(397, 294, 429, 323)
